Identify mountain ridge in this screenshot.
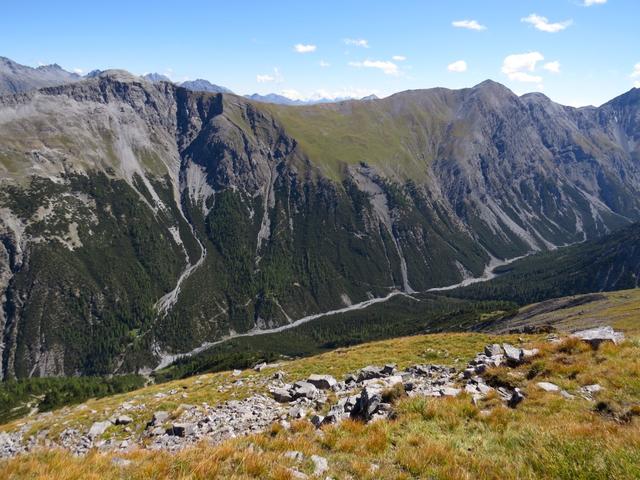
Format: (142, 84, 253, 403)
(0, 67, 639, 378)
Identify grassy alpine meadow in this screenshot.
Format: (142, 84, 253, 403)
(2, 289, 640, 479)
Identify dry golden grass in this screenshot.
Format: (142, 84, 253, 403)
(3, 336, 640, 479)
(2, 290, 640, 479)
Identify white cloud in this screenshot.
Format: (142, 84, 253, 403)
(294, 43, 317, 53)
(73, 68, 84, 74)
(392, 55, 407, 61)
(521, 14, 572, 33)
(447, 60, 467, 72)
(319, 60, 330, 68)
(583, 0, 606, 5)
(344, 38, 369, 48)
(543, 61, 561, 73)
(631, 63, 640, 78)
(502, 52, 544, 83)
(452, 20, 486, 31)
(348, 60, 399, 76)
(257, 67, 283, 83)
(635, 81, 640, 89)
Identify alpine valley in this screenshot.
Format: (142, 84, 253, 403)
(1, 57, 640, 380)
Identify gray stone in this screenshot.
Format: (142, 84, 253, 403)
(166, 423, 195, 437)
(357, 365, 384, 382)
(151, 411, 170, 426)
(572, 326, 625, 348)
(484, 344, 503, 357)
(272, 388, 293, 403)
(311, 454, 329, 476)
(351, 386, 382, 421)
(382, 363, 397, 375)
(288, 406, 306, 419)
(114, 415, 133, 426)
(561, 390, 575, 400)
(284, 450, 304, 462)
(292, 381, 318, 400)
(502, 343, 524, 365)
(508, 388, 525, 408)
(287, 468, 308, 480)
(581, 384, 603, 395)
(307, 374, 337, 390)
(536, 382, 559, 392)
(440, 387, 462, 397)
(88, 421, 111, 438)
(254, 362, 267, 372)
(310, 415, 325, 428)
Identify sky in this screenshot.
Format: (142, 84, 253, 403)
(1, 0, 638, 106)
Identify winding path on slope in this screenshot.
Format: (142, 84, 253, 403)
(154, 253, 530, 370)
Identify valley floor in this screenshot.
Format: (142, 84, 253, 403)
(1, 289, 640, 479)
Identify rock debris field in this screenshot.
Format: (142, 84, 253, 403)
(0, 326, 622, 459)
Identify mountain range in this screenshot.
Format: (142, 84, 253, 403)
(0, 57, 362, 105)
(0, 56, 639, 379)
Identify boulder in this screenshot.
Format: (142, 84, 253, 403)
(114, 415, 133, 426)
(344, 373, 357, 384)
(288, 406, 306, 419)
(484, 344, 503, 357)
(536, 382, 560, 392)
(271, 388, 293, 403)
(166, 423, 194, 437)
(88, 421, 111, 438)
(284, 450, 304, 462)
(150, 411, 170, 426)
(508, 388, 525, 408)
(351, 386, 382, 421)
(581, 384, 603, 395)
(310, 414, 325, 428)
(311, 454, 329, 476)
(287, 468, 308, 480)
(572, 326, 625, 348)
(307, 374, 337, 390)
(440, 387, 462, 397)
(502, 344, 524, 365)
(254, 362, 267, 372)
(292, 381, 318, 400)
(381, 364, 397, 375)
(357, 366, 384, 382)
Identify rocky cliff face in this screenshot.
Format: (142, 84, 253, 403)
(0, 72, 638, 377)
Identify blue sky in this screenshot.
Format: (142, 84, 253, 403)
(1, 0, 638, 106)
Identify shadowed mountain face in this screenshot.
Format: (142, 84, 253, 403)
(0, 57, 80, 95)
(0, 70, 639, 378)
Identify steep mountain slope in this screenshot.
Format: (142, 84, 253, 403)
(446, 222, 640, 305)
(0, 71, 639, 378)
(0, 57, 80, 95)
